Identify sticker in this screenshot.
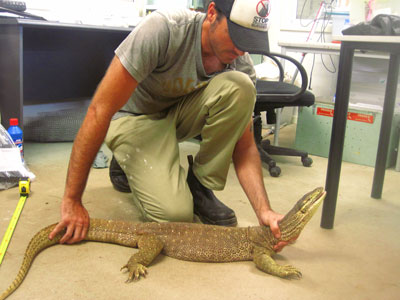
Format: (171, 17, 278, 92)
(316, 107, 374, 124)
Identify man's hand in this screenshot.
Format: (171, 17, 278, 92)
(259, 210, 290, 253)
(49, 198, 90, 244)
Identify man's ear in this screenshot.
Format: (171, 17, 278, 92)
(206, 2, 218, 23)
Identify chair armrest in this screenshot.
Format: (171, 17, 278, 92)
(252, 51, 309, 101)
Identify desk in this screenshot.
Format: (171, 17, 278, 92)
(279, 41, 340, 56)
(279, 40, 389, 59)
(279, 37, 400, 229)
(0, 18, 131, 130)
(322, 35, 400, 229)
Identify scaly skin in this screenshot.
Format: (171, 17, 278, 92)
(0, 187, 325, 300)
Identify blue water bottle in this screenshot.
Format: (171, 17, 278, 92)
(8, 118, 24, 161)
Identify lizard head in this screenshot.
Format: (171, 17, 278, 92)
(278, 187, 326, 242)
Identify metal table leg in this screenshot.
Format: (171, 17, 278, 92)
(371, 53, 400, 199)
(321, 43, 355, 229)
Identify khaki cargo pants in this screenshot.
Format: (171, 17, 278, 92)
(105, 71, 256, 223)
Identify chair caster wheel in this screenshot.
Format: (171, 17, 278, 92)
(269, 166, 281, 177)
(301, 156, 313, 167)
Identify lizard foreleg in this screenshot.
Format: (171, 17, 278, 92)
(253, 247, 302, 279)
(121, 234, 164, 282)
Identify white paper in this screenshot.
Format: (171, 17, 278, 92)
(0, 148, 24, 172)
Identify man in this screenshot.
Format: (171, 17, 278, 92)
(49, 0, 288, 252)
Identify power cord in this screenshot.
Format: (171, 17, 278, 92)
(300, 0, 338, 89)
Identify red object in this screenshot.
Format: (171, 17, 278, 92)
(9, 118, 19, 126)
(317, 107, 334, 117)
(316, 107, 374, 124)
(347, 112, 374, 124)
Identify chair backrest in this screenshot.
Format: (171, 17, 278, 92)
(251, 50, 309, 102)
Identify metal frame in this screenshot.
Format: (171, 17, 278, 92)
(279, 37, 400, 229)
(321, 39, 400, 229)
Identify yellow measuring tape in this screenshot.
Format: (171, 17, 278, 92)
(0, 178, 30, 265)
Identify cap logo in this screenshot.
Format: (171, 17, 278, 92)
(256, 0, 271, 18)
(252, 0, 270, 30)
(222, 0, 270, 52)
(229, 0, 271, 32)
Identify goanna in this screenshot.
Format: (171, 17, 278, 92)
(0, 187, 326, 299)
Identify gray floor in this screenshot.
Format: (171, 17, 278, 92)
(1, 124, 399, 300)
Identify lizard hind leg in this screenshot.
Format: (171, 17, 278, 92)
(121, 234, 164, 283)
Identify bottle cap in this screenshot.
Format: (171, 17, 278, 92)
(9, 118, 19, 126)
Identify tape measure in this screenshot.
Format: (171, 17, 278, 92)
(0, 178, 31, 265)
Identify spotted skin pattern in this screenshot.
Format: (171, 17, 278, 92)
(0, 187, 325, 300)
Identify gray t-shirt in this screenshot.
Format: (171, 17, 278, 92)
(114, 9, 256, 115)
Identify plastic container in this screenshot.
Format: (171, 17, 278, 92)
(329, 11, 350, 36)
(7, 118, 24, 161)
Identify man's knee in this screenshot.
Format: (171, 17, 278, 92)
(209, 71, 256, 124)
(219, 70, 255, 96)
(223, 71, 255, 93)
(213, 71, 256, 115)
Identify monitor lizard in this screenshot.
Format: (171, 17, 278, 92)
(0, 187, 325, 299)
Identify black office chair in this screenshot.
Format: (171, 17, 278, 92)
(251, 51, 315, 177)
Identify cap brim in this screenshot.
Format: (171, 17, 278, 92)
(227, 19, 270, 54)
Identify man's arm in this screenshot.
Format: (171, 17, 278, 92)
(49, 56, 138, 244)
(232, 121, 288, 252)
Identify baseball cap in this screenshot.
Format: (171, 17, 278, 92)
(213, 0, 271, 53)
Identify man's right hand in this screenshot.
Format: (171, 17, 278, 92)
(49, 198, 90, 244)
(48, 56, 136, 245)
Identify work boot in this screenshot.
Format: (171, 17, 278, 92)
(109, 156, 131, 193)
(186, 155, 237, 227)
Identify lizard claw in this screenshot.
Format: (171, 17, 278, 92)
(120, 264, 128, 272)
(281, 265, 302, 279)
(121, 262, 148, 283)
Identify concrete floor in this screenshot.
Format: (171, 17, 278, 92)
(1, 124, 400, 300)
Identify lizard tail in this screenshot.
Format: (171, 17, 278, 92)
(0, 224, 61, 300)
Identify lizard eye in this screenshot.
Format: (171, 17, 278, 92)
(300, 204, 308, 213)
